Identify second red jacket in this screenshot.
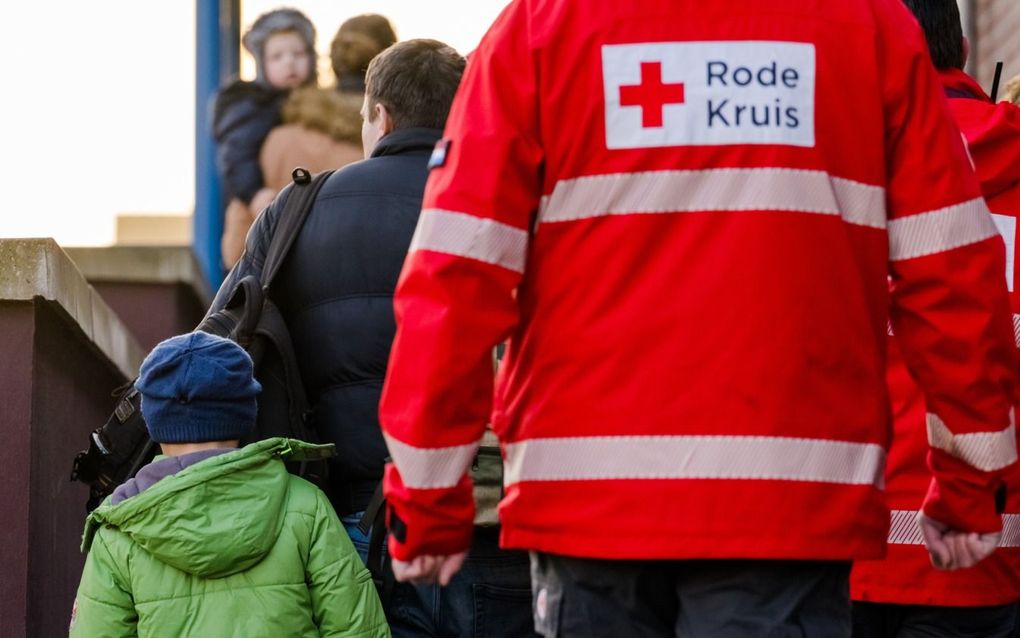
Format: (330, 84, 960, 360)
(851, 68, 1020, 608)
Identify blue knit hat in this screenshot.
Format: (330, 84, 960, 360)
(135, 332, 262, 444)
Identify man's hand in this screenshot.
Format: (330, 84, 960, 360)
(917, 512, 1001, 570)
(391, 551, 468, 586)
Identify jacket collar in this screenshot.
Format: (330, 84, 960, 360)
(371, 127, 443, 158)
(82, 438, 335, 553)
(939, 68, 990, 102)
(110, 448, 234, 504)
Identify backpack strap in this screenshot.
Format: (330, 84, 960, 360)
(261, 167, 335, 287)
(197, 276, 265, 348)
(254, 300, 313, 436)
(256, 167, 333, 487)
(358, 483, 386, 536)
(359, 481, 393, 600)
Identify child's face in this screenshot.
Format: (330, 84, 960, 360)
(263, 31, 312, 89)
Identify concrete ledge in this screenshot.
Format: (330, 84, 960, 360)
(64, 245, 212, 305)
(0, 239, 145, 378)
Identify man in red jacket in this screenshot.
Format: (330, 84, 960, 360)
(379, 1, 1018, 635)
(850, 2, 1020, 636)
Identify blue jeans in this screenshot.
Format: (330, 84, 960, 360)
(341, 512, 371, 564)
(342, 513, 537, 638)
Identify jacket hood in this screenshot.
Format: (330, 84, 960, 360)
(243, 7, 318, 86)
(281, 86, 363, 145)
(940, 68, 1020, 203)
(939, 67, 990, 101)
(81, 438, 334, 579)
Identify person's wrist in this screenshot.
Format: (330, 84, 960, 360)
(922, 475, 1002, 534)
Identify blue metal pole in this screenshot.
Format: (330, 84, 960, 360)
(194, 0, 239, 291)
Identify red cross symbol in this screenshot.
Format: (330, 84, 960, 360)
(618, 61, 685, 128)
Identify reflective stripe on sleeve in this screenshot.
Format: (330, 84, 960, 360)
(537, 168, 887, 229)
(925, 412, 1017, 472)
(888, 198, 998, 261)
(1013, 313, 1020, 347)
(503, 434, 885, 487)
(409, 208, 529, 273)
(384, 433, 479, 489)
(888, 509, 1020, 547)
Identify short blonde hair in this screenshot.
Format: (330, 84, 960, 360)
(1003, 73, 1020, 106)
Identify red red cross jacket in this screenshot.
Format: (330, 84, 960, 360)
(851, 68, 1020, 607)
(379, 0, 1017, 562)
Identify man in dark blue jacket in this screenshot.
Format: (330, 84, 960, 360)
(209, 39, 538, 638)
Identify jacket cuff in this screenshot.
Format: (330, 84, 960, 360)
(921, 455, 1003, 533)
(384, 463, 475, 562)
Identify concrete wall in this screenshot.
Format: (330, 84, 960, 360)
(65, 246, 212, 351)
(0, 303, 36, 638)
(0, 240, 144, 637)
(974, 0, 1020, 97)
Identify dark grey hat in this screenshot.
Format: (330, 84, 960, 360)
(242, 7, 317, 86)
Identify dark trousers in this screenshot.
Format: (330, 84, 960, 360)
(530, 553, 852, 638)
(343, 515, 537, 637)
(385, 527, 539, 638)
(852, 601, 1019, 638)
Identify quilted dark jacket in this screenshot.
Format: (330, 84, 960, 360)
(210, 127, 441, 515)
(212, 79, 287, 204)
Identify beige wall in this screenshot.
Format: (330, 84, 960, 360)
(973, 0, 1020, 99)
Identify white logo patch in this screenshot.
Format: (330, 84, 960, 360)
(602, 41, 816, 149)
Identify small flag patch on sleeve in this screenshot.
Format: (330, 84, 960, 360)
(428, 139, 451, 169)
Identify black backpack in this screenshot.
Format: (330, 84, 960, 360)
(72, 168, 333, 512)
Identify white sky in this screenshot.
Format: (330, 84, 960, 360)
(0, 1, 508, 246)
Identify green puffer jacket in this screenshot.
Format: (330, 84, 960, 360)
(70, 438, 389, 637)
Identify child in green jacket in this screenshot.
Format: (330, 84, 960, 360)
(70, 331, 389, 637)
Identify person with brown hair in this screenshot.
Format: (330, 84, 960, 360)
(210, 37, 536, 637)
(221, 13, 399, 268)
(331, 14, 398, 95)
(213, 7, 318, 270)
(263, 12, 397, 179)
